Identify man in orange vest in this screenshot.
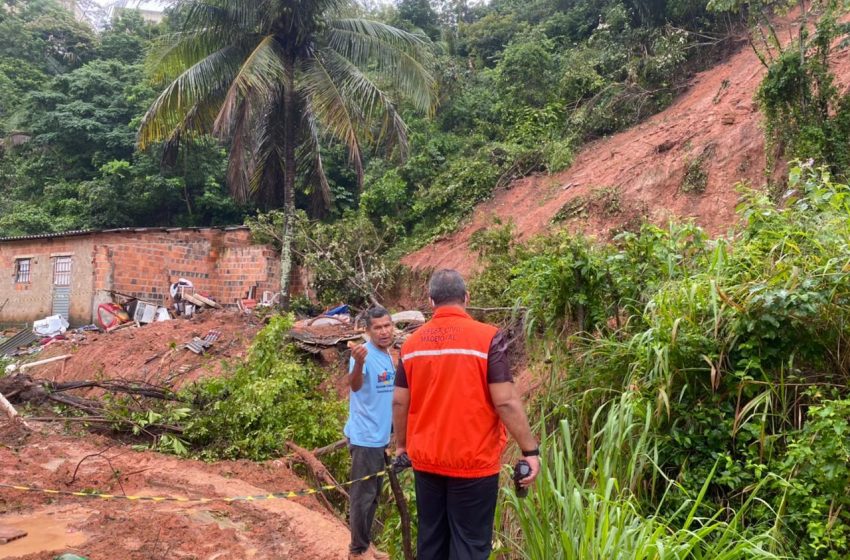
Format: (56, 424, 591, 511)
(392, 269, 539, 560)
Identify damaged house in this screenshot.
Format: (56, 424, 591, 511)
(0, 227, 281, 326)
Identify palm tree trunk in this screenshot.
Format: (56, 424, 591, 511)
(280, 54, 297, 310)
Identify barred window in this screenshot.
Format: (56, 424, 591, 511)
(15, 258, 31, 283)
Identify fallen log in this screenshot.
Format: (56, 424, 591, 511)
(312, 438, 347, 457)
(286, 440, 349, 500)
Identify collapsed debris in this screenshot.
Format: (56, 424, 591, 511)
(185, 330, 221, 354)
(287, 306, 426, 355)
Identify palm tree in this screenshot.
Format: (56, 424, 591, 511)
(138, 0, 436, 307)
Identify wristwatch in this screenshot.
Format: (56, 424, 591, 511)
(521, 447, 540, 457)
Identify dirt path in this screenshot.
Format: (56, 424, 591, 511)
(0, 428, 351, 559)
(403, 14, 850, 276)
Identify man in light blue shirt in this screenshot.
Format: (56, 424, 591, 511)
(346, 306, 395, 559)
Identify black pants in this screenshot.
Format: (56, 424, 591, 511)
(349, 445, 386, 554)
(414, 470, 500, 560)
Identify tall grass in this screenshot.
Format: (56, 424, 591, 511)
(499, 395, 785, 560)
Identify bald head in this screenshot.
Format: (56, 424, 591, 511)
(428, 269, 468, 307)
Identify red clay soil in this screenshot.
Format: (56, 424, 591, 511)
(403, 21, 850, 276)
(0, 426, 352, 559)
(25, 310, 260, 392)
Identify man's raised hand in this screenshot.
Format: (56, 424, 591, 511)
(351, 342, 368, 365)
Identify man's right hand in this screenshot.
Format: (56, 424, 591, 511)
(351, 343, 368, 365)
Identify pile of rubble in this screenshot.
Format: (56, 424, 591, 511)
(288, 308, 427, 355)
(0, 280, 228, 362)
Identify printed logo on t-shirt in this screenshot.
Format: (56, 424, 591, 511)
(376, 370, 395, 393)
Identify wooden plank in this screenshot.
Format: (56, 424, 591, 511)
(182, 294, 207, 307)
(0, 525, 27, 544)
(191, 293, 221, 309)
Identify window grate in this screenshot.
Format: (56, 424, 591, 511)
(15, 259, 30, 283)
(53, 257, 72, 286)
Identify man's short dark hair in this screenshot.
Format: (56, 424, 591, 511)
(429, 269, 467, 306)
(364, 305, 391, 327)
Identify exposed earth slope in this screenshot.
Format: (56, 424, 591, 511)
(403, 38, 788, 274)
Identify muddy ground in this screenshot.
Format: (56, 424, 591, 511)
(0, 310, 358, 560)
(0, 424, 351, 560)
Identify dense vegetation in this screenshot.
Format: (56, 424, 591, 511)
(0, 0, 731, 243)
(475, 162, 850, 558)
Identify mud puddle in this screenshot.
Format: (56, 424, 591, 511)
(0, 506, 89, 558)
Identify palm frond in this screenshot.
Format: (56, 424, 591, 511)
(177, 0, 262, 36)
(160, 96, 224, 166)
(322, 47, 409, 160)
(148, 29, 245, 84)
(300, 53, 365, 185)
(299, 104, 333, 209)
(248, 96, 288, 208)
(148, 0, 263, 82)
(326, 18, 437, 114)
(138, 46, 243, 150)
(214, 34, 287, 139)
(226, 95, 257, 203)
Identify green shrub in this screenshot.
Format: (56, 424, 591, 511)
(500, 395, 784, 560)
(184, 315, 345, 460)
(777, 395, 850, 559)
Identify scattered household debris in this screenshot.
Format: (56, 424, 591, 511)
(169, 279, 221, 318)
(33, 315, 69, 337)
(96, 303, 130, 330)
(185, 330, 221, 354)
(238, 288, 280, 313)
(0, 329, 40, 357)
(287, 307, 426, 355)
(390, 310, 426, 325)
(289, 325, 364, 354)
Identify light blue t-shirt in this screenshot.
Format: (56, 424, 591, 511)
(344, 341, 395, 448)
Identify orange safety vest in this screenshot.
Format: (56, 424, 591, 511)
(399, 306, 506, 478)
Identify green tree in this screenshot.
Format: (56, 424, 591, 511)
(99, 11, 160, 64)
(139, 0, 437, 307)
(27, 59, 154, 178)
(0, 0, 97, 73)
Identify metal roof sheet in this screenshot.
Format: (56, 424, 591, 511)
(0, 226, 249, 243)
(0, 328, 40, 357)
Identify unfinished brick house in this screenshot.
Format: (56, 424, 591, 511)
(0, 227, 281, 326)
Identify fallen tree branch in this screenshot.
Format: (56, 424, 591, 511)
(312, 439, 346, 457)
(387, 465, 414, 560)
(287, 440, 349, 501)
(24, 415, 183, 433)
(67, 444, 126, 497)
(0, 374, 184, 434)
(0, 391, 30, 431)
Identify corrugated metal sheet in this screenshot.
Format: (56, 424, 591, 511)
(0, 329, 39, 357)
(0, 226, 249, 243)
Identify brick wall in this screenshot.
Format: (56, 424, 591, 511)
(0, 236, 96, 326)
(0, 228, 280, 326)
(94, 229, 279, 307)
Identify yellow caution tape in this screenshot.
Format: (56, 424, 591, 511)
(0, 470, 388, 504)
